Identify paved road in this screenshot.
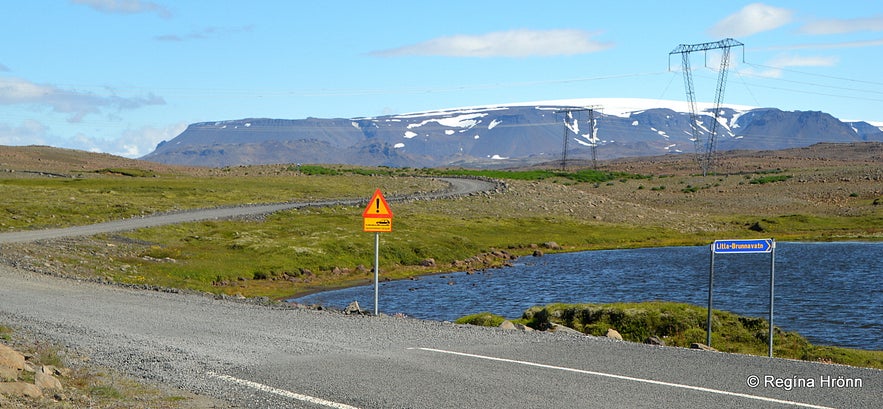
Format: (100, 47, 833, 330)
(0, 177, 879, 408)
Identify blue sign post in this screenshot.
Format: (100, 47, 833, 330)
(713, 239, 773, 254)
(708, 239, 776, 357)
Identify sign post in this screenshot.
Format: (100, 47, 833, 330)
(709, 239, 776, 357)
(362, 189, 393, 315)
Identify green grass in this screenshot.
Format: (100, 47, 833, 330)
(749, 174, 792, 184)
(0, 324, 12, 342)
(458, 302, 883, 369)
(0, 172, 440, 230)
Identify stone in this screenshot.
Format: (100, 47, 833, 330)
(532, 250, 544, 257)
(0, 344, 25, 371)
(0, 382, 42, 399)
(420, 258, 436, 267)
(542, 241, 562, 250)
(0, 366, 17, 382)
(36, 366, 63, 392)
(690, 343, 718, 352)
(551, 323, 584, 336)
(645, 336, 666, 346)
(344, 301, 363, 315)
(605, 328, 623, 340)
(498, 320, 517, 330)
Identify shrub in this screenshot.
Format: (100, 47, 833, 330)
(455, 312, 506, 327)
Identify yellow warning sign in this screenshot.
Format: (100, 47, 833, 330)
(362, 189, 393, 232)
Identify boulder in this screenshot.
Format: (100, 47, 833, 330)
(35, 366, 63, 391)
(0, 365, 17, 382)
(0, 382, 42, 399)
(644, 336, 666, 346)
(344, 301, 363, 315)
(605, 328, 623, 340)
(690, 343, 718, 352)
(542, 241, 562, 250)
(420, 258, 436, 267)
(551, 323, 584, 336)
(498, 320, 517, 330)
(0, 344, 26, 371)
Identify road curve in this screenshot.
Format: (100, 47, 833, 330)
(0, 176, 879, 408)
(0, 177, 498, 244)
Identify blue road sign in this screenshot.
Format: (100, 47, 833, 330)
(713, 239, 774, 254)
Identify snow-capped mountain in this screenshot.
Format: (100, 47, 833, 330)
(141, 98, 883, 168)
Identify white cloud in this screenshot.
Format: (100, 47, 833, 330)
(0, 120, 48, 146)
(708, 3, 793, 38)
(0, 119, 185, 158)
(120, 123, 188, 158)
(155, 25, 255, 42)
(801, 15, 883, 35)
(370, 29, 612, 58)
(72, 0, 171, 18)
(0, 77, 165, 122)
(739, 54, 838, 78)
(767, 54, 838, 68)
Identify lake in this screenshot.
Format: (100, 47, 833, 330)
(290, 242, 882, 350)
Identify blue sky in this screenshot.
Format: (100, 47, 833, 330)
(2, 1, 882, 158)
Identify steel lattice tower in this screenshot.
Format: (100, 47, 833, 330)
(669, 38, 744, 176)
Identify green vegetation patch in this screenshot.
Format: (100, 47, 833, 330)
(749, 174, 792, 184)
(460, 302, 882, 369)
(455, 312, 506, 327)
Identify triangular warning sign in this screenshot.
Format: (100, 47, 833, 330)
(362, 189, 393, 218)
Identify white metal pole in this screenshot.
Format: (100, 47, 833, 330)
(374, 232, 380, 316)
(769, 239, 776, 357)
(707, 244, 715, 347)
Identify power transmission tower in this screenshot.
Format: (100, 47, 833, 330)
(669, 38, 744, 176)
(556, 107, 600, 171)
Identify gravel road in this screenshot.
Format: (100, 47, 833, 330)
(0, 176, 879, 408)
(0, 177, 499, 244)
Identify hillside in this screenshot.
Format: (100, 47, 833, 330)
(141, 98, 883, 168)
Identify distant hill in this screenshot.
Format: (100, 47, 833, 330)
(139, 98, 883, 168)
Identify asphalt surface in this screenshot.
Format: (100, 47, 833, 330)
(0, 177, 879, 408)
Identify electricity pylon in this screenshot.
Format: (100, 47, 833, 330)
(669, 38, 744, 176)
(556, 107, 600, 171)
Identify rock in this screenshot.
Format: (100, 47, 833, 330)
(551, 323, 584, 336)
(35, 366, 63, 392)
(605, 328, 623, 340)
(645, 336, 666, 346)
(0, 344, 26, 371)
(344, 301, 363, 315)
(499, 320, 517, 330)
(0, 366, 17, 382)
(690, 343, 718, 352)
(532, 250, 544, 257)
(0, 382, 42, 399)
(542, 241, 562, 250)
(420, 258, 436, 267)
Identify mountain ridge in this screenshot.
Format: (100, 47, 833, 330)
(141, 98, 883, 168)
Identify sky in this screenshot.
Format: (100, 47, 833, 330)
(2, 1, 882, 158)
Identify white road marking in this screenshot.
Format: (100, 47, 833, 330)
(207, 371, 361, 409)
(411, 347, 835, 409)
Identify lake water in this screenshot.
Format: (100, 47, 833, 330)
(290, 242, 882, 350)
